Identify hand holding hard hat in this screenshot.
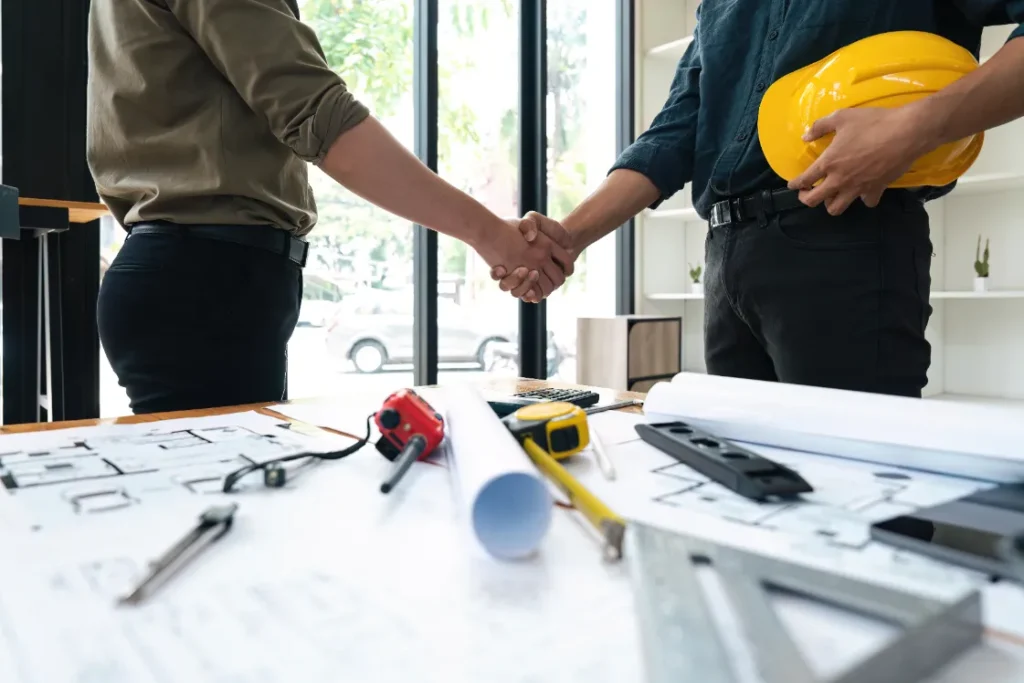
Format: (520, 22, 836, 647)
(758, 31, 984, 215)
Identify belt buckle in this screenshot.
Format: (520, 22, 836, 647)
(729, 198, 745, 223)
(288, 238, 308, 267)
(710, 202, 729, 229)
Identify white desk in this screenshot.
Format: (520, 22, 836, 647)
(0, 384, 1021, 682)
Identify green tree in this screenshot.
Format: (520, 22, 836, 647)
(297, 0, 591, 290)
(302, 0, 413, 116)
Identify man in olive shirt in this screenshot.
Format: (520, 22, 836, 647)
(88, 0, 570, 413)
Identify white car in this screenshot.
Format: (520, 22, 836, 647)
(325, 290, 519, 373)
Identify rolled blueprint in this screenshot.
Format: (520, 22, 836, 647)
(442, 384, 553, 559)
(643, 372, 1024, 483)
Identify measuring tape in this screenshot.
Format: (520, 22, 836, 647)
(502, 402, 591, 461)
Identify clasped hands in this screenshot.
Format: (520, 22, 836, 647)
(481, 212, 576, 304)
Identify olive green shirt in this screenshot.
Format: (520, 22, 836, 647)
(87, 0, 370, 237)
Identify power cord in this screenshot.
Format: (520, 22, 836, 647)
(221, 415, 373, 493)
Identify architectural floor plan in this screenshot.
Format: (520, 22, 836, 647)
(0, 412, 356, 530)
(581, 413, 991, 589)
(647, 446, 986, 551)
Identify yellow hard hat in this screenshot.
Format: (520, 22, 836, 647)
(758, 30, 983, 188)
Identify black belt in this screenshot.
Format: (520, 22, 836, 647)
(128, 222, 308, 267)
(708, 188, 806, 229)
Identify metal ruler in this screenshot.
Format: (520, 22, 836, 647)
(626, 522, 983, 683)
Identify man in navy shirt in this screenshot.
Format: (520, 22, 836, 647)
(496, 1, 1024, 398)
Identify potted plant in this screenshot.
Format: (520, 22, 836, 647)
(974, 235, 990, 292)
(689, 264, 703, 295)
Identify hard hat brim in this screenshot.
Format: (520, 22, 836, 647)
(759, 65, 817, 184)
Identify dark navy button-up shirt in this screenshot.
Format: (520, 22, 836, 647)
(612, 1, 1024, 219)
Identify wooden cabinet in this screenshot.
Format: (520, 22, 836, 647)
(576, 316, 681, 392)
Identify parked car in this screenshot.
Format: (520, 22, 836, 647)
(298, 272, 345, 327)
(325, 289, 544, 374)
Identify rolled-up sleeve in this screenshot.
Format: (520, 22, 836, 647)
(166, 0, 370, 164)
(955, 1, 1024, 40)
(609, 24, 702, 208)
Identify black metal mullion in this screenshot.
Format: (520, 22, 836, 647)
(615, 0, 637, 316)
(517, 0, 548, 379)
(413, 0, 439, 386)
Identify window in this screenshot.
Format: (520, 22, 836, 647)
(99, 217, 129, 416)
(545, 0, 619, 381)
(93, 0, 627, 418)
(436, 0, 522, 383)
(289, 0, 416, 400)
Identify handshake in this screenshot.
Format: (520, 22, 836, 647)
(478, 212, 577, 304)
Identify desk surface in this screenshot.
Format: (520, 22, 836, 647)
(1, 376, 1022, 680)
(18, 197, 109, 224)
(0, 377, 645, 435)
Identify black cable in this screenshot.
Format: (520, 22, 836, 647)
(221, 415, 373, 494)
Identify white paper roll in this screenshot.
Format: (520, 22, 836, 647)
(643, 373, 1024, 483)
(441, 384, 553, 559)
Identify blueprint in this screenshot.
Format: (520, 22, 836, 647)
(0, 409, 1021, 682)
(583, 412, 991, 592)
(646, 445, 984, 551)
(0, 411, 359, 531)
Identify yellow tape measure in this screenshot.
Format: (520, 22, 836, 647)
(502, 402, 590, 461)
(502, 402, 625, 560)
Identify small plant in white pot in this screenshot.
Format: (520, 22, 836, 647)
(974, 235, 990, 292)
(689, 264, 703, 295)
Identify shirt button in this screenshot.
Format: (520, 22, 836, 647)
(768, 29, 779, 41)
(736, 132, 749, 141)
(756, 82, 766, 92)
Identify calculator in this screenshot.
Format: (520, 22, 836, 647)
(486, 387, 601, 418)
(515, 387, 601, 407)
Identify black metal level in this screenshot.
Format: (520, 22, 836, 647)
(615, 0, 637, 316)
(517, 0, 548, 379)
(2, 0, 101, 424)
(412, 0, 440, 386)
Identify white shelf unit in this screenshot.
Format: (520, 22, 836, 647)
(633, 7, 1024, 408)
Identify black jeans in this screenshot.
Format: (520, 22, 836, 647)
(703, 193, 932, 398)
(97, 230, 302, 414)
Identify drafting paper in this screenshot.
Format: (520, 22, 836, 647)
(644, 373, 1024, 483)
(441, 384, 553, 560)
(567, 429, 992, 599)
(0, 410, 1022, 681)
(268, 393, 389, 438)
(0, 463, 1020, 683)
(0, 411, 360, 532)
(588, 409, 647, 446)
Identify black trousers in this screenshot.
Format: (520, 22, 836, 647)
(703, 193, 933, 398)
(97, 231, 302, 414)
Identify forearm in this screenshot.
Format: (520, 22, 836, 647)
(561, 170, 660, 251)
(319, 116, 499, 249)
(908, 37, 1024, 153)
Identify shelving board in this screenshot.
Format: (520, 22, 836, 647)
(927, 393, 1024, 410)
(645, 207, 700, 221)
(646, 291, 1024, 301)
(953, 172, 1024, 195)
(646, 35, 694, 60)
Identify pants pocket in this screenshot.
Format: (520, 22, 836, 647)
(767, 205, 882, 251)
(106, 234, 179, 274)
